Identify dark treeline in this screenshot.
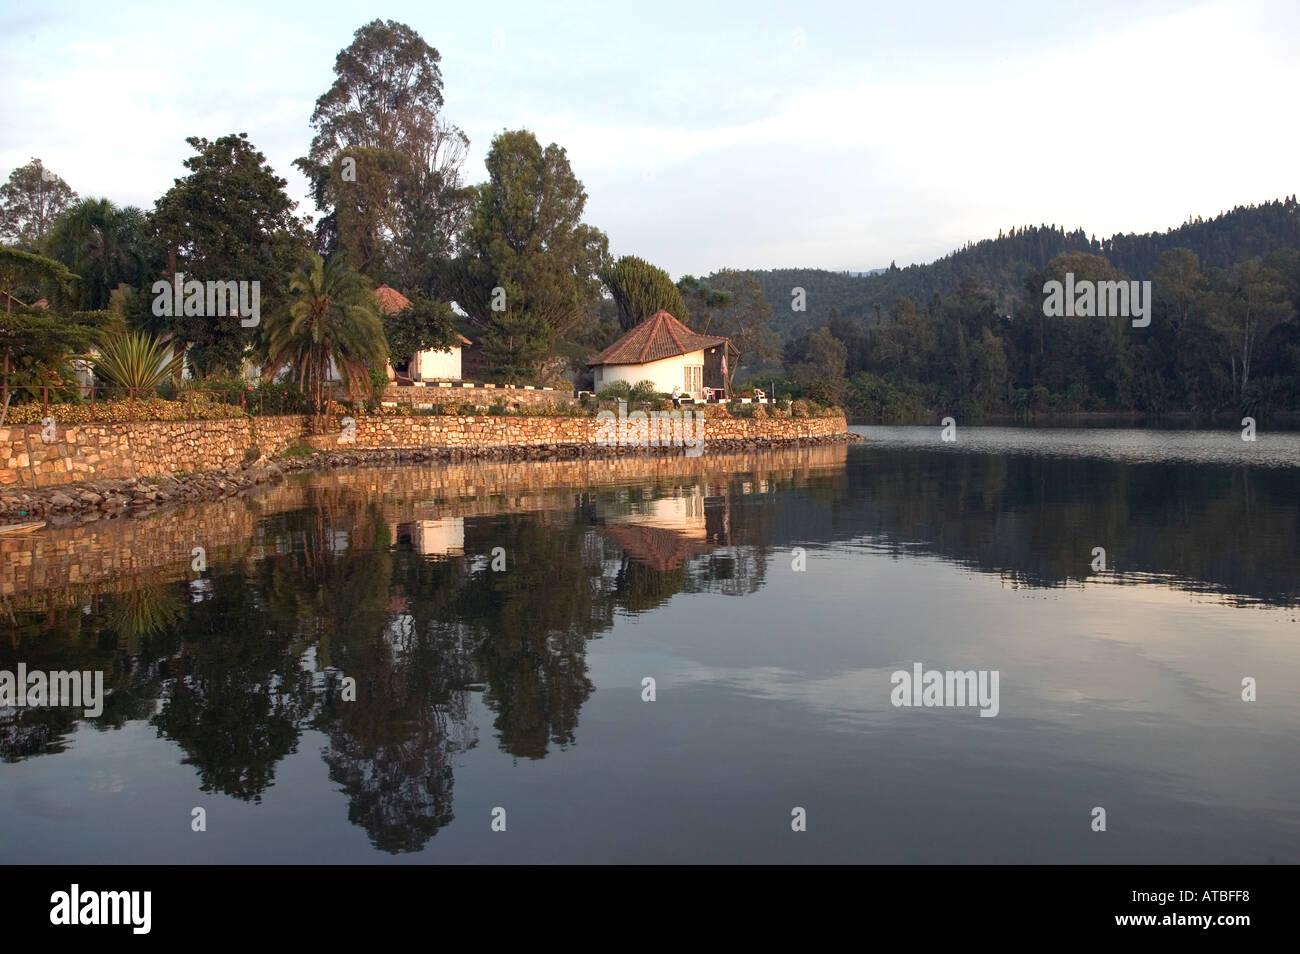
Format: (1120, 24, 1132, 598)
(770, 226, 1300, 423)
(754, 198, 1300, 337)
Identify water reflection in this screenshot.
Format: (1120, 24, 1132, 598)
(1, 434, 1297, 858)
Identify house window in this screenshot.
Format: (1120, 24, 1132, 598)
(684, 365, 702, 395)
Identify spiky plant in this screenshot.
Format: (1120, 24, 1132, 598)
(92, 327, 183, 393)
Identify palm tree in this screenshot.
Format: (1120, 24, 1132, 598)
(43, 198, 149, 311)
(263, 251, 387, 425)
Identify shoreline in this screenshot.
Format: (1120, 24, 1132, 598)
(850, 411, 1300, 429)
(1, 431, 862, 526)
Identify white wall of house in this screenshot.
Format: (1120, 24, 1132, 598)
(413, 518, 465, 557)
(412, 346, 462, 381)
(617, 489, 707, 536)
(593, 349, 705, 397)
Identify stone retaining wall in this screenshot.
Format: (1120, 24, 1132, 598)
(2, 443, 850, 601)
(383, 383, 576, 409)
(0, 412, 847, 490)
(0, 417, 306, 488)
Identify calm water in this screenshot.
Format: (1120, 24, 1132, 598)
(2, 427, 1298, 863)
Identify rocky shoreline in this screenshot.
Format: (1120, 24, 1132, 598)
(1, 432, 863, 526)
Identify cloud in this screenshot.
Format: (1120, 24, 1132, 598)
(1, 0, 1294, 276)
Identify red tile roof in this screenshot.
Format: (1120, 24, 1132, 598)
(599, 523, 715, 573)
(589, 310, 733, 366)
(374, 284, 412, 315)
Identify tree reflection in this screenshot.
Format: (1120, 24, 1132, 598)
(151, 564, 316, 802)
(7, 446, 1297, 851)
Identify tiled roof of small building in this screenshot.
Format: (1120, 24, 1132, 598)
(374, 285, 412, 315)
(589, 310, 732, 366)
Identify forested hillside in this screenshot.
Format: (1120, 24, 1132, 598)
(744, 197, 1300, 340)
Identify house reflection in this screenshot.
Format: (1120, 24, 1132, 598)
(598, 485, 730, 572)
(396, 518, 465, 558)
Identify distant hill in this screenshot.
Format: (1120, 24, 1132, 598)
(732, 197, 1300, 339)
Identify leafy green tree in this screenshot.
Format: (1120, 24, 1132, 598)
(301, 19, 447, 173)
(455, 130, 608, 335)
(0, 159, 77, 246)
(601, 255, 685, 330)
(676, 274, 732, 327)
(693, 269, 780, 386)
(44, 199, 151, 311)
(297, 20, 471, 291)
(154, 134, 308, 374)
(318, 147, 410, 280)
(1150, 248, 1203, 335)
(1027, 252, 1133, 409)
(0, 247, 104, 413)
(1205, 258, 1291, 400)
(795, 327, 847, 382)
(478, 311, 554, 384)
(382, 288, 461, 365)
(972, 326, 1010, 411)
(393, 117, 474, 292)
(263, 252, 388, 421)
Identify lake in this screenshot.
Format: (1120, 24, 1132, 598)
(2, 426, 1298, 863)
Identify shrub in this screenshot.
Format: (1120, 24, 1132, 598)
(791, 399, 810, 419)
(2, 397, 243, 425)
(628, 379, 661, 406)
(596, 380, 632, 402)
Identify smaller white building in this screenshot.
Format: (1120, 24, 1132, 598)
(589, 310, 737, 400)
(409, 333, 472, 382)
(374, 285, 473, 382)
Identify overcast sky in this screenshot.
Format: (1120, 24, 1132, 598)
(2, 0, 1296, 277)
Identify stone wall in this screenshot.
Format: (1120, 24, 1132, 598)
(0, 417, 307, 489)
(382, 383, 576, 409)
(0, 411, 848, 490)
(345, 413, 846, 452)
(2, 442, 850, 601)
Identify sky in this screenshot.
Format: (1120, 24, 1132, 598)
(1, 0, 1297, 277)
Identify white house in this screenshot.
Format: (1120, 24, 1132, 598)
(409, 336, 472, 381)
(375, 285, 472, 383)
(588, 310, 738, 401)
